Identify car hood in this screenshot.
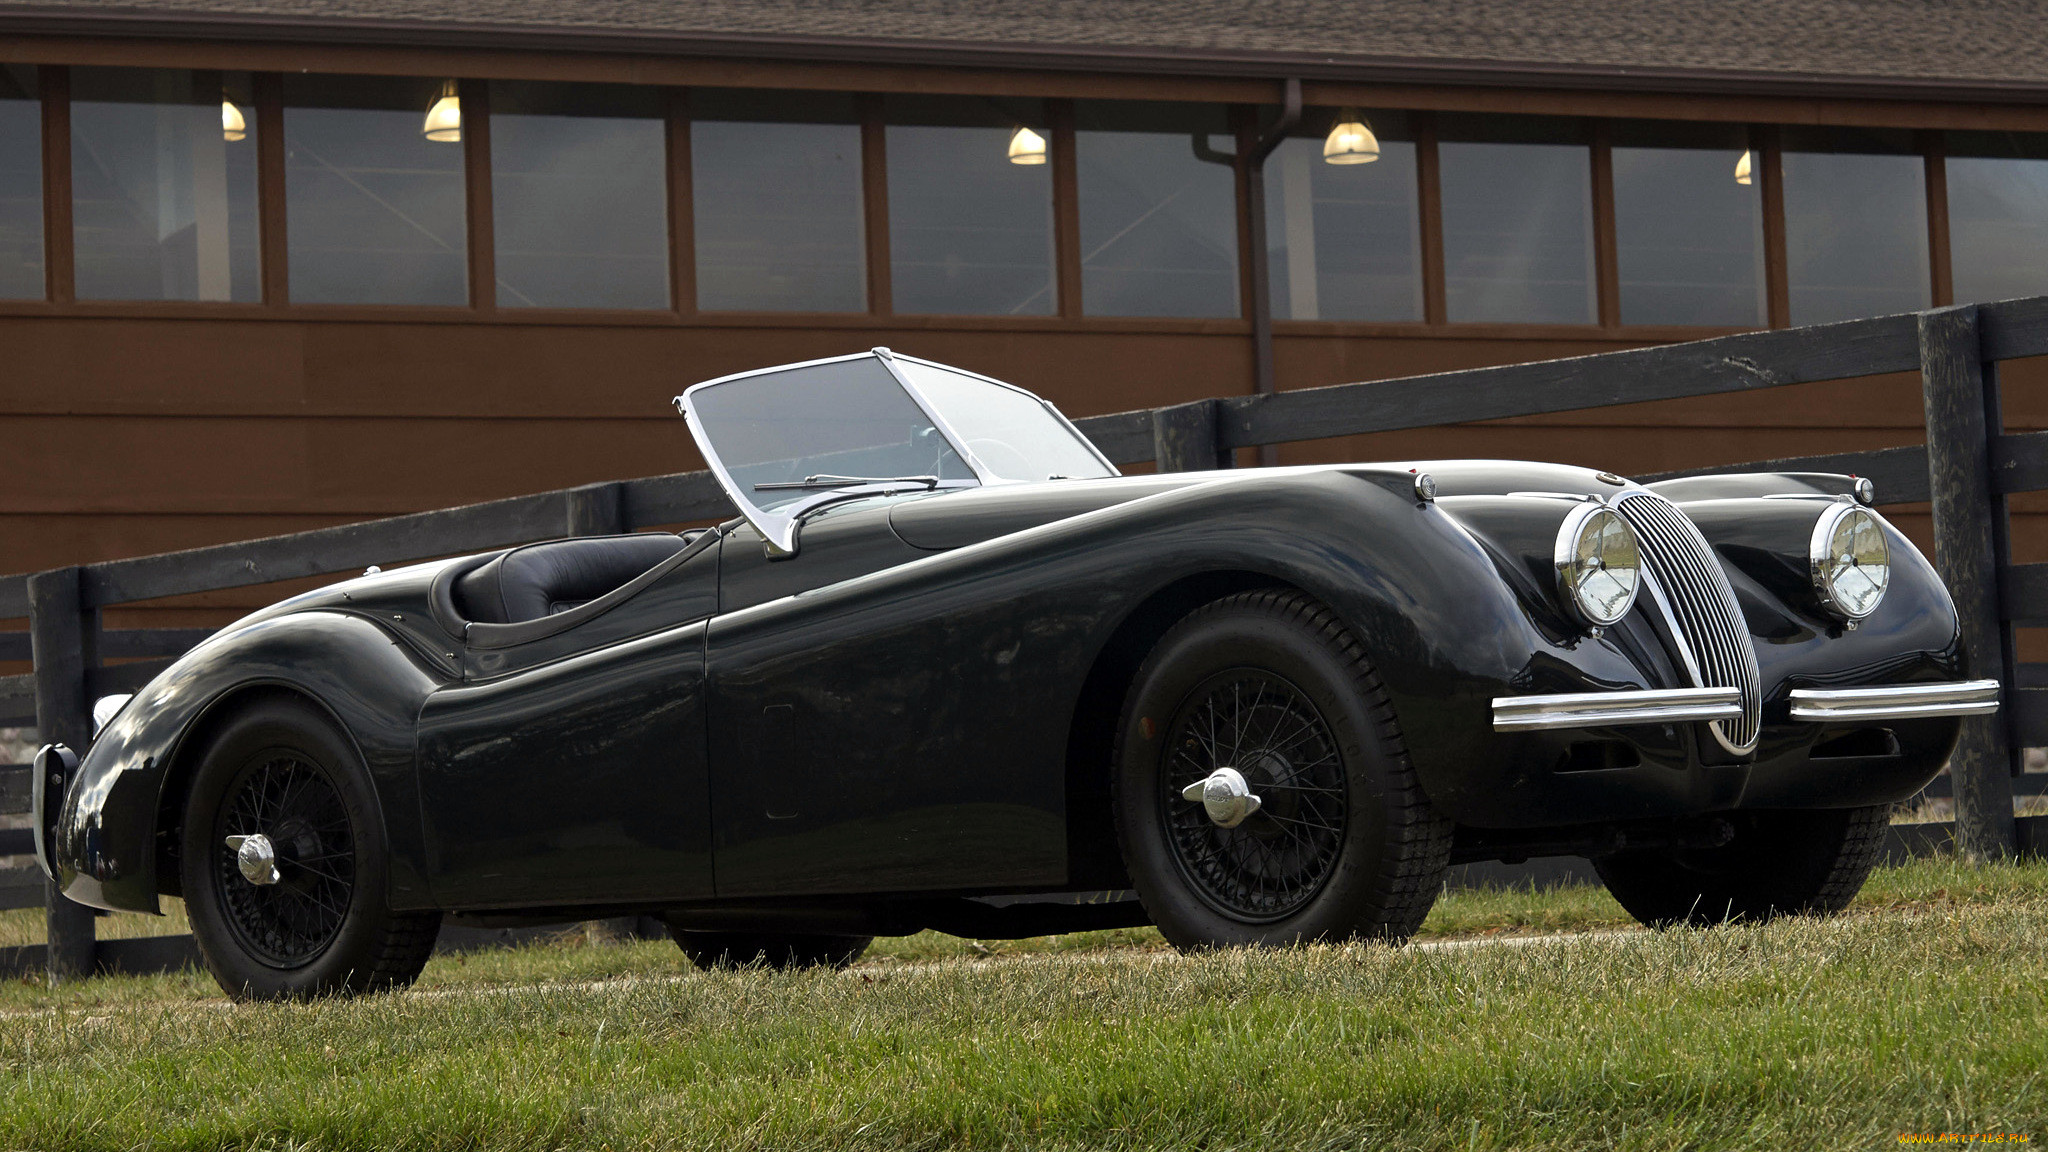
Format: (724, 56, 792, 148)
(887, 460, 1642, 551)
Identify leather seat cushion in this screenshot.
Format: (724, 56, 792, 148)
(454, 533, 694, 625)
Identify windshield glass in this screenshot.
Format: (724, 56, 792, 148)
(891, 359, 1119, 482)
(681, 350, 1118, 553)
(687, 356, 976, 512)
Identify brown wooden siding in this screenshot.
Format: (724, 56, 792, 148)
(4, 318, 2036, 624)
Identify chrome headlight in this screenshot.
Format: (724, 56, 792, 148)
(1809, 502, 1889, 620)
(1554, 503, 1642, 628)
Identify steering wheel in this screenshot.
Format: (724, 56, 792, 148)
(966, 437, 1038, 481)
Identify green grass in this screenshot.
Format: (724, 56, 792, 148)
(0, 858, 2042, 1149)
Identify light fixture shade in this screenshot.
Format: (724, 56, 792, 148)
(423, 80, 462, 143)
(1734, 149, 1753, 185)
(221, 99, 247, 142)
(1007, 125, 1047, 165)
(1323, 110, 1380, 165)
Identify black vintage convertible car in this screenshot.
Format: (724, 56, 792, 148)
(38, 349, 1996, 999)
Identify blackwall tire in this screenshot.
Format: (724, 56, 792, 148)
(1112, 589, 1452, 951)
(671, 930, 872, 971)
(1593, 805, 1891, 928)
(179, 698, 441, 1001)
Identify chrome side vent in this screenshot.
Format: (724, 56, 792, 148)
(1612, 491, 1762, 753)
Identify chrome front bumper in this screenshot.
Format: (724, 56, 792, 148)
(1492, 687, 1742, 732)
(1787, 679, 2001, 722)
(1493, 679, 2000, 732)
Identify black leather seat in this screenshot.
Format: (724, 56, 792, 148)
(453, 533, 695, 625)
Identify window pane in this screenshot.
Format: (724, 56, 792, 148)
(1439, 114, 1594, 324)
(885, 95, 1054, 316)
(71, 67, 259, 302)
(692, 89, 863, 313)
(1075, 100, 1239, 318)
(490, 81, 667, 310)
(0, 65, 40, 299)
(1612, 120, 1765, 327)
(1948, 131, 2048, 305)
(1261, 108, 1421, 321)
(1783, 126, 1928, 325)
(284, 74, 467, 306)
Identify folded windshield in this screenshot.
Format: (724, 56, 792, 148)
(678, 350, 1117, 553)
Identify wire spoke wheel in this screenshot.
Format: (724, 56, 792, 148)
(1160, 669, 1348, 921)
(212, 752, 356, 968)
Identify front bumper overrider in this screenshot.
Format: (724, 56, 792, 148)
(1492, 678, 1999, 733)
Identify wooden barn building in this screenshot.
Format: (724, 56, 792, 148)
(5, 0, 2048, 630)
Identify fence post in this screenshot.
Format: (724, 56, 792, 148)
(1919, 304, 2019, 861)
(564, 482, 626, 536)
(1151, 399, 1224, 473)
(27, 566, 97, 980)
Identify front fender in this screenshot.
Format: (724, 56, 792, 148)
(56, 609, 449, 913)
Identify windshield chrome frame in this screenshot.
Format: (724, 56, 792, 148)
(675, 348, 1117, 555)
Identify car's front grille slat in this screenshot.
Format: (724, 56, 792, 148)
(1613, 491, 1762, 752)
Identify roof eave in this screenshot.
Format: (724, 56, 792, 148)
(3, 5, 2047, 105)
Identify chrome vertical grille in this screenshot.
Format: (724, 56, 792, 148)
(1612, 491, 1762, 752)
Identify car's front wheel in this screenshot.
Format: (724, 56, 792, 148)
(1593, 805, 1891, 928)
(180, 697, 440, 1000)
(1112, 589, 1452, 951)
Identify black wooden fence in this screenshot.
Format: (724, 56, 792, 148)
(6, 299, 2048, 980)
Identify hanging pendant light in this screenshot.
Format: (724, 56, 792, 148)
(1007, 125, 1047, 165)
(422, 80, 462, 143)
(221, 99, 247, 142)
(1734, 149, 1753, 185)
(1323, 109, 1381, 165)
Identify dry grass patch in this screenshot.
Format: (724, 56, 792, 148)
(0, 858, 2041, 1149)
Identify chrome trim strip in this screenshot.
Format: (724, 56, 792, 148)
(1788, 679, 2001, 722)
(1492, 686, 1744, 732)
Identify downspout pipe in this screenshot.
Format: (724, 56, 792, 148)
(1245, 78, 1302, 465)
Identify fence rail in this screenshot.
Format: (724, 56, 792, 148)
(8, 297, 2048, 978)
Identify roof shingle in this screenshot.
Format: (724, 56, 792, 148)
(5, 0, 2048, 94)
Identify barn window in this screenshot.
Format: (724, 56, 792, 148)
(1782, 126, 1929, 325)
(282, 73, 468, 306)
(692, 88, 865, 313)
(490, 81, 669, 310)
(1073, 100, 1240, 318)
(1947, 130, 2048, 306)
(70, 66, 259, 302)
(1259, 106, 1423, 322)
(0, 64, 38, 299)
(1611, 119, 1766, 327)
(885, 94, 1056, 317)
(1437, 113, 1596, 325)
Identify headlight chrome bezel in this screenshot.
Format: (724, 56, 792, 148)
(1808, 501, 1891, 621)
(1553, 501, 1643, 629)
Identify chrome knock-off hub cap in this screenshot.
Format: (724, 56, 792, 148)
(1181, 767, 1264, 829)
(225, 833, 281, 886)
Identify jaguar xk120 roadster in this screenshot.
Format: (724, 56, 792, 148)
(38, 348, 1995, 999)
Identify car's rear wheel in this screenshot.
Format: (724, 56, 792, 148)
(670, 930, 872, 970)
(180, 698, 440, 1000)
(1112, 589, 1452, 951)
(1593, 805, 1891, 928)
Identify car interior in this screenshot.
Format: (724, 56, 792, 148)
(451, 531, 709, 625)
